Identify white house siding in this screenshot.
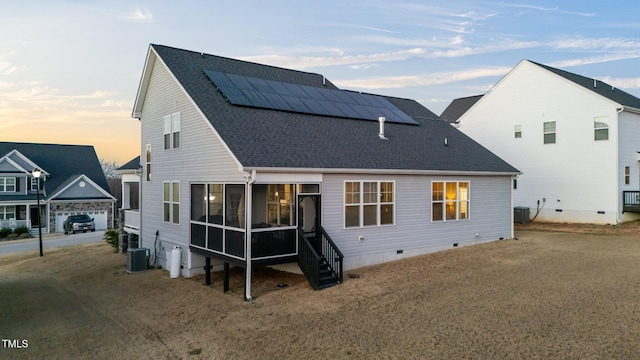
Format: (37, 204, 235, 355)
(322, 173, 513, 271)
(618, 111, 640, 222)
(459, 61, 620, 224)
(139, 55, 244, 277)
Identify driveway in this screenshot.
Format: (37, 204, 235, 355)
(0, 230, 105, 256)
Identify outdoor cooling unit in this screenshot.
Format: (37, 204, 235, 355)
(514, 207, 530, 224)
(127, 248, 149, 273)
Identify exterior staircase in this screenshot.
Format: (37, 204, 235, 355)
(29, 227, 47, 237)
(297, 227, 343, 290)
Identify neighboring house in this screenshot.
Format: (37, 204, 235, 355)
(440, 95, 483, 126)
(116, 156, 141, 237)
(0, 142, 116, 234)
(130, 44, 519, 299)
(455, 59, 640, 224)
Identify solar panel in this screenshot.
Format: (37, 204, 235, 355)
(203, 69, 418, 125)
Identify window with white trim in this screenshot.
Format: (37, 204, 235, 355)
(594, 116, 609, 141)
(0, 205, 15, 220)
(163, 112, 181, 150)
(625, 166, 630, 185)
(164, 181, 180, 224)
(514, 124, 522, 138)
(0, 178, 16, 192)
(344, 181, 394, 228)
(432, 181, 469, 221)
(543, 121, 556, 144)
(145, 144, 151, 182)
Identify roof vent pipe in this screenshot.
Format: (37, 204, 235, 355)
(379, 117, 387, 140)
(594, 79, 597, 88)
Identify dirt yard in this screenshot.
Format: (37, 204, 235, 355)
(1, 222, 640, 359)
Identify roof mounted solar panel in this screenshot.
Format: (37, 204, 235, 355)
(204, 69, 418, 125)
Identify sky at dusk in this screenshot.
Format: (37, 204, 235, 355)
(2, 1, 640, 164)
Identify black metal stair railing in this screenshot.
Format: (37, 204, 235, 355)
(297, 226, 343, 290)
(319, 227, 343, 283)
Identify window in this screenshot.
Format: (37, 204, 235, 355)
(267, 184, 296, 227)
(163, 112, 181, 150)
(31, 177, 39, 191)
(344, 181, 394, 228)
(625, 166, 630, 185)
(432, 181, 470, 222)
(514, 125, 522, 138)
(543, 121, 556, 144)
(0, 178, 16, 192)
(0, 206, 15, 220)
(145, 144, 151, 182)
(190, 183, 247, 259)
(594, 116, 609, 141)
(163, 181, 180, 224)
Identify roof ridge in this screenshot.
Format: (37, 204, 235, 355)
(527, 60, 640, 108)
(151, 43, 328, 81)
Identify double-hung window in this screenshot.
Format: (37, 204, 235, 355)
(432, 181, 469, 221)
(145, 144, 152, 182)
(594, 116, 609, 141)
(344, 181, 394, 228)
(0, 178, 16, 192)
(164, 181, 180, 224)
(0, 206, 15, 220)
(163, 112, 181, 150)
(543, 121, 556, 144)
(514, 125, 522, 138)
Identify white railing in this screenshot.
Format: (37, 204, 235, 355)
(0, 219, 29, 230)
(123, 210, 140, 230)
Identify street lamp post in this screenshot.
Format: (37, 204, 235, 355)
(32, 168, 43, 257)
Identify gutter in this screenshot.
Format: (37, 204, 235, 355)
(618, 106, 640, 115)
(241, 166, 521, 177)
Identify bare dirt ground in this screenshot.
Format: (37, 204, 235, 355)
(1, 221, 640, 359)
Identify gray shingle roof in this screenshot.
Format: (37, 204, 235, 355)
(530, 61, 640, 109)
(440, 95, 483, 124)
(0, 142, 112, 199)
(151, 44, 518, 174)
(117, 156, 141, 171)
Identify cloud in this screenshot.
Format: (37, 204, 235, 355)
(333, 66, 512, 90)
(123, 7, 153, 23)
(550, 37, 640, 50)
(320, 22, 397, 34)
(0, 60, 19, 75)
(549, 53, 640, 68)
(240, 38, 539, 70)
(500, 3, 595, 17)
(349, 63, 380, 70)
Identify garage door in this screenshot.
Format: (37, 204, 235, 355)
(55, 211, 108, 233)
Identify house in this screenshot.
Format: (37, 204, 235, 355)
(116, 156, 140, 241)
(455, 59, 640, 224)
(440, 95, 483, 125)
(0, 142, 116, 234)
(129, 44, 519, 299)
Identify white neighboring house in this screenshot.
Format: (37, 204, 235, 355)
(456, 60, 640, 224)
(129, 44, 519, 299)
(116, 156, 140, 238)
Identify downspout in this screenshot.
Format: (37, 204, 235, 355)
(244, 170, 256, 301)
(510, 175, 515, 239)
(616, 107, 625, 223)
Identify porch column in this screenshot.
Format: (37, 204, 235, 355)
(244, 180, 253, 301)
